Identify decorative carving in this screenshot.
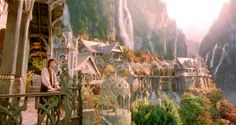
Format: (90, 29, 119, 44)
(36, 96, 60, 125)
(60, 62, 73, 124)
(0, 97, 28, 125)
(0, 73, 22, 80)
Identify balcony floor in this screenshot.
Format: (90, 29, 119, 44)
(22, 98, 38, 125)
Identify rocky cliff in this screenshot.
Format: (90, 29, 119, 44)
(66, 0, 188, 59)
(199, 0, 236, 103)
(127, 0, 188, 59)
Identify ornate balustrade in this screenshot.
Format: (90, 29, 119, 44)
(0, 63, 88, 125)
(0, 91, 65, 125)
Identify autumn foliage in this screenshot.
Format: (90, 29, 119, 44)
(217, 100, 236, 123)
(122, 48, 158, 63)
(180, 93, 214, 125)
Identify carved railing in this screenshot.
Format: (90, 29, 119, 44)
(60, 63, 83, 125)
(0, 92, 65, 125)
(0, 63, 83, 125)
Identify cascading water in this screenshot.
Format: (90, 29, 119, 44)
(147, 32, 155, 53)
(174, 29, 178, 59)
(163, 37, 167, 56)
(205, 52, 210, 64)
(172, 92, 180, 104)
(118, 0, 134, 49)
(210, 43, 218, 68)
(214, 44, 229, 75)
(150, 91, 157, 105)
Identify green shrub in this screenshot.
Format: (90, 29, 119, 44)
(180, 93, 213, 125)
(162, 98, 182, 125)
(131, 99, 181, 125)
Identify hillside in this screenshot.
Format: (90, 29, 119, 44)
(199, 0, 236, 103)
(66, 0, 188, 59)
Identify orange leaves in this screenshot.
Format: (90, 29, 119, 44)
(217, 100, 236, 123)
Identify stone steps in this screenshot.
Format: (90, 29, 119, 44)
(29, 86, 40, 93)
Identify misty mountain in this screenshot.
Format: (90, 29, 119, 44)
(66, 0, 188, 59)
(199, 0, 236, 103)
(187, 40, 200, 57)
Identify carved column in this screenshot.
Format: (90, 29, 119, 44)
(15, 1, 35, 93)
(48, 3, 53, 58)
(0, 0, 23, 94)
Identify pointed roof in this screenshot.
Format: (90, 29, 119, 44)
(75, 54, 100, 75)
(176, 57, 196, 69)
(81, 40, 123, 53)
(102, 42, 123, 53)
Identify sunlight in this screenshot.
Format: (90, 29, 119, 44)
(162, 0, 229, 40)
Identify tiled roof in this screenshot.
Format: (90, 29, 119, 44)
(81, 40, 122, 53)
(177, 57, 197, 68)
(75, 54, 100, 75)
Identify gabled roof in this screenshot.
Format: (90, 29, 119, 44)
(176, 57, 196, 69)
(104, 42, 123, 52)
(81, 40, 123, 53)
(75, 54, 100, 75)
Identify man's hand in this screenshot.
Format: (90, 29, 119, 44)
(48, 85, 56, 91)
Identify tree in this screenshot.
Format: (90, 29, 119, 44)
(122, 48, 134, 62)
(180, 93, 213, 125)
(217, 100, 236, 123)
(162, 98, 182, 125)
(66, 0, 111, 40)
(131, 98, 182, 125)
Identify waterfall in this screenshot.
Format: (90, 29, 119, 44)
(118, 0, 134, 49)
(174, 29, 178, 59)
(210, 43, 218, 68)
(205, 52, 210, 64)
(162, 36, 167, 56)
(214, 44, 228, 75)
(172, 92, 180, 104)
(150, 91, 157, 105)
(147, 32, 155, 53)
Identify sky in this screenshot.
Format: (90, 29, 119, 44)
(161, 0, 229, 42)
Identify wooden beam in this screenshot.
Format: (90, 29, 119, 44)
(30, 23, 49, 29)
(52, 15, 63, 26)
(29, 33, 49, 39)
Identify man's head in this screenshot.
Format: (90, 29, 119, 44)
(47, 58, 57, 68)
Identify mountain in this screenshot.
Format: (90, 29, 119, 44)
(127, 0, 188, 59)
(66, 0, 188, 59)
(199, 0, 236, 103)
(187, 40, 200, 57)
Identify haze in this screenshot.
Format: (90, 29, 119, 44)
(162, 0, 229, 42)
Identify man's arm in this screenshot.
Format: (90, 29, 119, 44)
(53, 72, 60, 90)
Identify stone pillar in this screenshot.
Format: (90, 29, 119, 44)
(0, 0, 23, 94)
(15, 1, 35, 93)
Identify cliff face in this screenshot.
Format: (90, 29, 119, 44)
(127, 0, 188, 59)
(199, 0, 236, 103)
(66, 0, 188, 59)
